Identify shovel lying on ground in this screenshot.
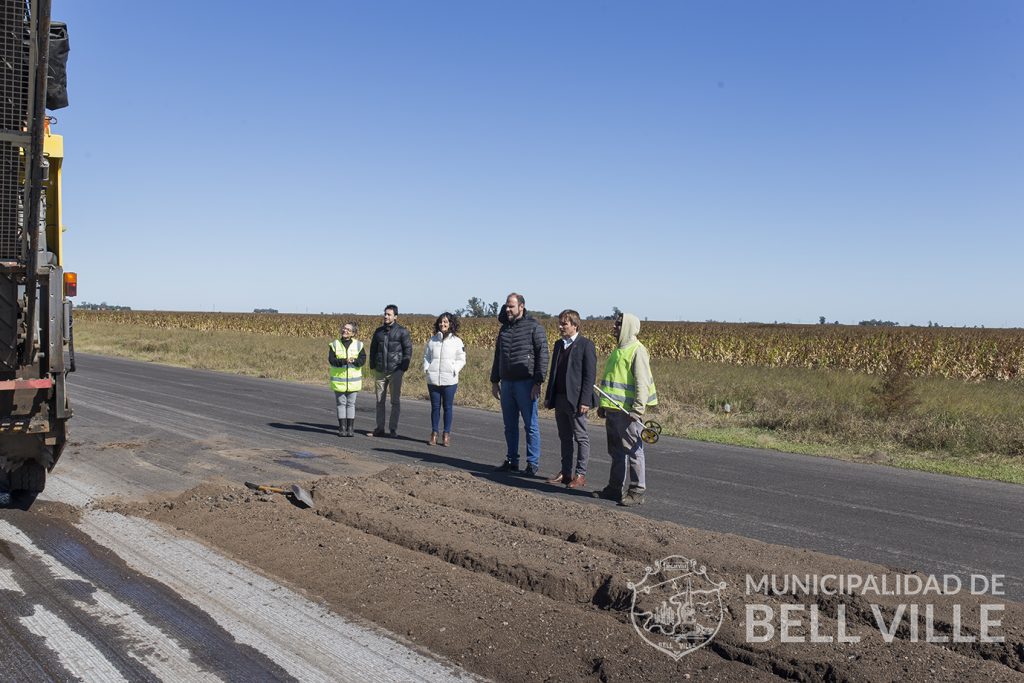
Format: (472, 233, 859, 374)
(244, 481, 315, 509)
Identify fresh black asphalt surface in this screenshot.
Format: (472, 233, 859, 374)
(68, 354, 1024, 601)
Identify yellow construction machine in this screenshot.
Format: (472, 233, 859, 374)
(0, 0, 74, 495)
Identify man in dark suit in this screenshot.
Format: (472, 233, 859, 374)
(543, 309, 597, 489)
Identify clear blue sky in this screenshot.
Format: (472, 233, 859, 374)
(55, 1, 1022, 326)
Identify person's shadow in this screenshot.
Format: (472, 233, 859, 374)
(266, 424, 599, 500)
(267, 421, 337, 435)
(370, 447, 596, 498)
(371, 447, 495, 474)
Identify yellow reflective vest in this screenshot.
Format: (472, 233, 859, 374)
(598, 341, 657, 411)
(329, 339, 363, 393)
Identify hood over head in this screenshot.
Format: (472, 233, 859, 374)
(618, 313, 640, 348)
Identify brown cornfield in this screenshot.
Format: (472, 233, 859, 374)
(76, 310, 1024, 381)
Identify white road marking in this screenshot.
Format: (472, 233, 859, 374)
(78, 510, 480, 682)
(38, 472, 100, 507)
(0, 521, 223, 682)
(20, 604, 130, 683)
(0, 566, 22, 592)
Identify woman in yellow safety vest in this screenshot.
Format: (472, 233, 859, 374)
(329, 322, 366, 437)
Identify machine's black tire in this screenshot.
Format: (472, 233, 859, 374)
(2, 460, 46, 493)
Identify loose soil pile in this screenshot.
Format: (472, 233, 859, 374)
(109, 465, 1024, 682)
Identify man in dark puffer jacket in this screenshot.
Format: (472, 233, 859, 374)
(490, 292, 549, 476)
(369, 304, 412, 437)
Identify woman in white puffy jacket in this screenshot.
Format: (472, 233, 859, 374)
(422, 312, 467, 446)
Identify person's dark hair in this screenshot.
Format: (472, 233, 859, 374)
(558, 309, 581, 328)
(434, 312, 459, 336)
(385, 304, 398, 316)
(507, 292, 525, 307)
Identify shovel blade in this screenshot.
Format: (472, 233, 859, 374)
(290, 484, 315, 508)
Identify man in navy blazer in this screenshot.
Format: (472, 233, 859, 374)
(543, 309, 597, 489)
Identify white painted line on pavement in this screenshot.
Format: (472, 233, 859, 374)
(78, 510, 481, 683)
(38, 473, 99, 507)
(20, 604, 130, 683)
(0, 566, 22, 592)
(0, 521, 223, 682)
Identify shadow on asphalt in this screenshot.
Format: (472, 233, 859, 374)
(353, 431, 424, 443)
(370, 447, 495, 474)
(264, 424, 607, 504)
(370, 447, 600, 502)
(267, 421, 337, 435)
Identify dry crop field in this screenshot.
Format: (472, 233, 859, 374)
(76, 310, 1024, 381)
(73, 310, 1024, 482)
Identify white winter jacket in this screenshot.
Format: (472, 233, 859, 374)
(422, 333, 467, 386)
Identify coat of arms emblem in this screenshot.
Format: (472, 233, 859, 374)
(628, 555, 727, 659)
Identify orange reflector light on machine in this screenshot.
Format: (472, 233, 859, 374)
(64, 272, 77, 297)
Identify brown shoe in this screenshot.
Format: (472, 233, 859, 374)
(566, 474, 586, 489)
(442, 432, 450, 447)
(429, 432, 438, 446)
(547, 472, 568, 484)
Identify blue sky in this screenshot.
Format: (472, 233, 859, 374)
(55, 1, 1022, 326)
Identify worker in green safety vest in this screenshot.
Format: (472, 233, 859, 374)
(592, 312, 657, 507)
(329, 322, 366, 437)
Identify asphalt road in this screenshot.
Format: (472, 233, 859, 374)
(0, 498, 477, 682)
(65, 353, 1024, 600)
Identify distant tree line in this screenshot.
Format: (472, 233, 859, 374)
(455, 297, 499, 318)
(77, 301, 131, 311)
(454, 297, 628, 320)
(820, 316, 900, 327)
(820, 317, 960, 328)
(253, 308, 279, 314)
(455, 296, 555, 319)
(586, 306, 621, 321)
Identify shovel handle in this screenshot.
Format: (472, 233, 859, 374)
(593, 385, 659, 444)
(244, 482, 288, 494)
(594, 385, 644, 425)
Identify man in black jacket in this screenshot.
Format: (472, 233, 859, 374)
(369, 304, 412, 437)
(491, 293, 548, 476)
(543, 309, 596, 489)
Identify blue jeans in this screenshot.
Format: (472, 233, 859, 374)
(427, 383, 458, 433)
(500, 379, 540, 467)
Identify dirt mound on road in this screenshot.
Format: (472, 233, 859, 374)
(112, 465, 1024, 682)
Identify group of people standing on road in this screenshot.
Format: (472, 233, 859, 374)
(328, 305, 465, 444)
(327, 293, 656, 507)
